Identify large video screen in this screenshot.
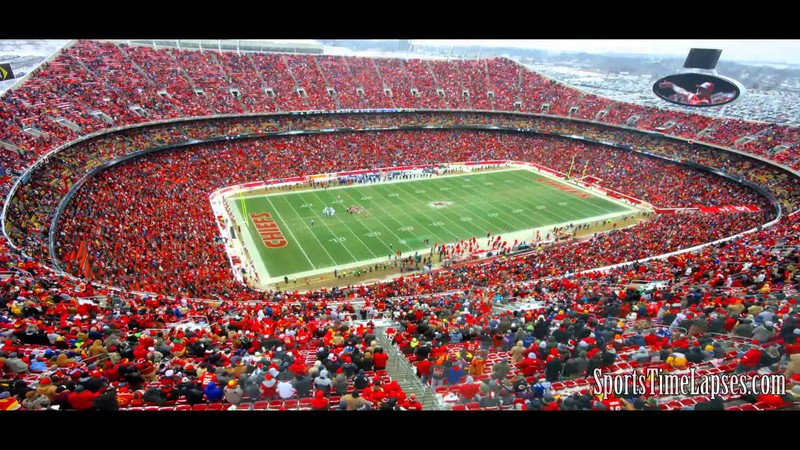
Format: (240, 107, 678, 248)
(653, 73, 740, 107)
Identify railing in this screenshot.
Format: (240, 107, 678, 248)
(379, 326, 441, 410)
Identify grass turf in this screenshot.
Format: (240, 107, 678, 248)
(229, 168, 632, 280)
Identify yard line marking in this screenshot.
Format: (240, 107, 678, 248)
(391, 181, 476, 240)
(502, 170, 597, 224)
(511, 168, 622, 216)
(277, 195, 341, 266)
(311, 190, 382, 260)
(307, 191, 362, 263)
(369, 184, 461, 246)
(442, 176, 530, 232)
(312, 190, 378, 261)
(336, 188, 415, 252)
(264, 196, 320, 270)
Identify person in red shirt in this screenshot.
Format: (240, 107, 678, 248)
(260, 374, 278, 400)
(129, 390, 146, 407)
(282, 334, 296, 350)
(403, 394, 423, 411)
(373, 348, 389, 371)
(310, 389, 329, 410)
(116, 386, 133, 408)
(739, 347, 762, 369)
(458, 376, 480, 403)
(516, 353, 543, 377)
(199, 369, 217, 388)
(68, 386, 99, 411)
(135, 358, 157, 382)
(415, 358, 433, 383)
(368, 382, 386, 406)
(542, 395, 560, 411)
(756, 393, 790, 409)
(102, 361, 121, 382)
(288, 360, 308, 377)
(600, 393, 623, 411)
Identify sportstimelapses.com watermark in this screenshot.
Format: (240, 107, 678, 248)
(591, 368, 787, 398)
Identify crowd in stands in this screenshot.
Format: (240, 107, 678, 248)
(2, 41, 800, 411)
(49, 129, 772, 299)
(0, 268, 422, 410)
(2, 39, 800, 179)
(2, 203, 799, 410)
(3, 111, 792, 271)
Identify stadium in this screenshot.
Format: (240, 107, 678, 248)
(0, 39, 799, 412)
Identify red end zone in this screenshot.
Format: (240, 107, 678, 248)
(249, 212, 287, 248)
(536, 177, 591, 199)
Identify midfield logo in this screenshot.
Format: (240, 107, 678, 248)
(429, 201, 453, 208)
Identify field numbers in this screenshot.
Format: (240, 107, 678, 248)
(366, 231, 382, 238)
(512, 209, 523, 214)
(430, 221, 445, 227)
(299, 203, 313, 208)
(415, 190, 426, 194)
(388, 193, 400, 198)
(487, 213, 499, 218)
(536, 206, 546, 210)
(398, 226, 414, 232)
(484, 182, 494, 186)
(333, 199, 343, 204)
(558, 202, 568, 206)
(460, 217, 473, 222)
(329, 237, 347, 243)
(439, 187, 450, 191)
(361, 196, 373, 201)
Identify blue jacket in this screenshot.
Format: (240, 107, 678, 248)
(204, 381, 224, 402)
(446, 366, 464, 385)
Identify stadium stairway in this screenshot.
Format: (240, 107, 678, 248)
(375, 326, 442, 410)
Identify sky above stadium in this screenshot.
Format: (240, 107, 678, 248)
(411, 40, 800, 65)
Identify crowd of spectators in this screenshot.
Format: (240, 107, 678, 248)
(6, 112, 795, 279)
(2, 39, 800, 179)
(49, 129, 772, 298)
(2, 203, 798, 410)
(2, 41, 800, 411)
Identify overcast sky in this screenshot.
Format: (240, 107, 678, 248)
(411, 40, 800, 65)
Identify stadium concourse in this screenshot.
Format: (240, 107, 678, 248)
(0, 41, 799, 411)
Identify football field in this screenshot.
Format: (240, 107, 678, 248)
(227, 168, 635, 283)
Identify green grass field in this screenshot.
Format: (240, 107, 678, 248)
(229, 168, 633, 281)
